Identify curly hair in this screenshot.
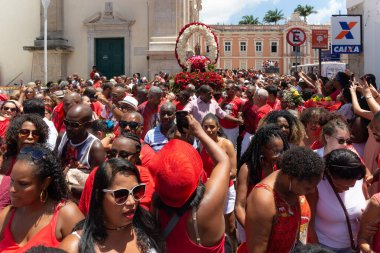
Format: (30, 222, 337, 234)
(258, 110, 305, 146)
(239, 124, 289, 186)
(279, 147, 324, 182)
(5, 114, 49, 157)
(16, 144, 69, 202)
(79, 158, 165, 253)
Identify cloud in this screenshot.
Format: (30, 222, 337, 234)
(307, 0, 346, 24)
(200, 0, 270, 24)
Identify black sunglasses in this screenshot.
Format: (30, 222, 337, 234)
(107, 149, 138, 159)
(19, 129, 40, 138)
(63, 119, 89, 128)
(332, 136, 353, 145)
(19, 146, 47, 162)
(102, 184, 146, 204)
(119, 121, 141, 130)
(3, 106, 17, 112)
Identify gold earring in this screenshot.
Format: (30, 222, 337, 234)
(288, 180, 292, 192)
(40, 190, 48, 203)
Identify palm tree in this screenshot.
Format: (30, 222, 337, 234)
(294, 4, 317, 22)
(239, 15, 260, 25)
(263, 9, 284, 25)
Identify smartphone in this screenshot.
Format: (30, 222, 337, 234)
(176, 110, 189, 134)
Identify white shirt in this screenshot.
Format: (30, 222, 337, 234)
(43, 117, 58, 150)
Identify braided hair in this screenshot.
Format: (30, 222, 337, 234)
(239, 124, 289, 186)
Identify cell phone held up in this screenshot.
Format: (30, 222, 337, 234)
(176, 110, 189, 134)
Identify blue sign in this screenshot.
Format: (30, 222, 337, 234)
(331, 15, 362, 54)
(321, 50, 341, 61)
(332, 45, 362, 54)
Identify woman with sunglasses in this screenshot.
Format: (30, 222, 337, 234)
(0, 100, 20, 140)
(0, 114, 48, 176)
(307, 149, 366, 252)
(0, 145, 84, 252)
(60, 158, 164, 253)
(235, 124, 289, 245)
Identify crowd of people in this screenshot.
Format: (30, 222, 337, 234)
(0, 66, 378, 253)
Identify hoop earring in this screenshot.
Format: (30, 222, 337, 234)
(259, 155, 264, 163)
(288, 180, 292, 192)
(40, 190, 48, 203)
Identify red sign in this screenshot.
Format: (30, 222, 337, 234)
(286, 28, 306, 47)
(312, 30, 329, 49)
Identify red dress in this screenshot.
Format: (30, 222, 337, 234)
(0, 202, 65, 252)
(238, 183, 301, 253)
(0, 118, 9, 140)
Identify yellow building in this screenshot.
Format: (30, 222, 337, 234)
(202, 13, 332, 75)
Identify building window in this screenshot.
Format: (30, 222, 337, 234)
(271, 42, 278, 53)
(240, 41, 247, 52)
(224, 60, 232, 69)
(224, 42, 231, 52)
(206, 46, 210, 53)
(240, 60, 247, 69)
(255, 42, 262, 52)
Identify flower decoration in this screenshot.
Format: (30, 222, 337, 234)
(304, 95, 341, 111)
(175, 22, 219, 71)
(281, 88, 304, 109)
(185, 56, 211, 72)
(173, 70, 224, 94)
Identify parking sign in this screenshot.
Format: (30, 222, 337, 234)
(331, 15, 362, 54)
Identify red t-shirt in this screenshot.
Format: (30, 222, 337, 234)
(91, 101, 103, 116)
(0, 118, 9, 140)
(218, 96, 242, 129)
(254, 104, 272, 132)
(241, 101, 258, 134)
(267, 98, 282, 111)
(78, 165, 155, 215)
(174, 101, 187, 111)
(138, 101, 159, 139)
(52, 102, 66, 133)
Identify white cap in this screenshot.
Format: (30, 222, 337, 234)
(119, 96, 138, 110)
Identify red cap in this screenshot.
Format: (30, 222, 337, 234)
(0, 94, 9, 102)
(154, 140, 203, 208)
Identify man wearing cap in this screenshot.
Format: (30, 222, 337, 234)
(119, 96, 138, 113)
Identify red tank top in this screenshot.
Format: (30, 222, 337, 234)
(159, 209, 225, 253)
(237, 183, 300, 253)
(0, 202, 64, 252)
(200, 147, 233, 187)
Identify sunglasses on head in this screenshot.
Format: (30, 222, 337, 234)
(107, 149, 138, 159)
(102, 184, 146, 205)
(332, 136, 353, 145)
(19, 146, 47, 162)
(63, 119, 88, 128)
(19, 129, 40, 138)
(3, 106, 17, 112)
(119, 121, 141, 130)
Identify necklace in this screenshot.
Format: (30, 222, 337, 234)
(104, 223, 133, 231)
(68, 136, 88, 147)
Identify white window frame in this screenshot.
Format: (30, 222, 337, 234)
(270, 41, 278, 53)
(224, 41, 231, 52)
(224, 60, 232, 70)
(239, 59, 247, 70)
(255, 60, 263, 70)
(240, 41, 247, 52)
(255, 41, 263, 53)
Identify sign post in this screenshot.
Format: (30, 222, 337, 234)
(312, 29, 329, 76)
(41, 0, 50, 85)
(286, 28, 306, 74)
(331, 15, 362, 54)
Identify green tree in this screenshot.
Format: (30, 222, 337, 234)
(263, 9, 284, 25)
(294, 4, 317, 22)
(239, 15, 260, 25)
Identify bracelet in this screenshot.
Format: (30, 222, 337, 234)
(365, 95, 373, 99)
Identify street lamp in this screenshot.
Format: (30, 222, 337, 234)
(41, 0, 50, 85)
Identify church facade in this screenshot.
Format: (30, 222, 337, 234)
(0, 0, 201, 84)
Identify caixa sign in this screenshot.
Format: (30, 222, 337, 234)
(331, 15, 362, 54)
(332, 45, 362, 54)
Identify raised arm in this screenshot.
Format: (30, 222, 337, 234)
(235, 164, 249, 227)
(350, 83, 374, 120)
(358, 195, 380, 253)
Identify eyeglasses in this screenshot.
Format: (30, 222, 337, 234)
(19, 146, 47, 162)
(19, 129, 40, 138)
(107, 149, 138, 159)
(119, 121, 141, 130)
(63, 119, 89, 128)
(102, 184, 146, 204)
(332, 136, 353, 145)
(3, 106, 17, 112)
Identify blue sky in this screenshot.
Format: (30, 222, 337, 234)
(200, 0, 347, 25)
